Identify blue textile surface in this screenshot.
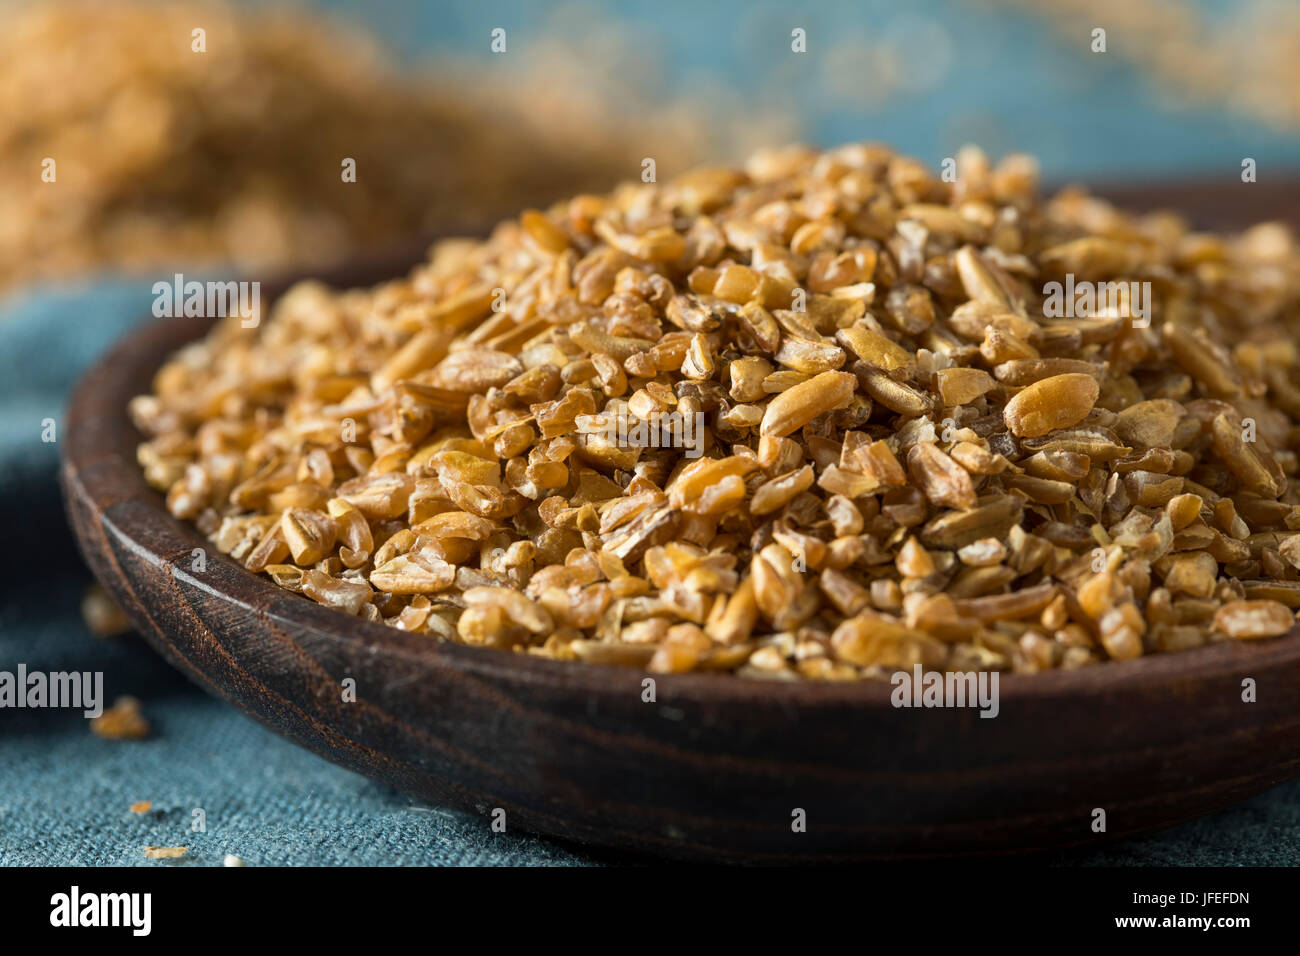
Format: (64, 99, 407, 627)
(320, 0, 1300, 181)
(1, 279, 1297, 866)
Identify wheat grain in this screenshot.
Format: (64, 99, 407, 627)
(134, 141, 1300, 679)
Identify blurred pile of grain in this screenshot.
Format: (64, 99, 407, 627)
(994, 0, 1300, 132)
(0, 0, 765, 294)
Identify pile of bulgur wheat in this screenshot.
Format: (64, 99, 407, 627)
(133, 143, 1300, 680)
(0, 0, 711, 293)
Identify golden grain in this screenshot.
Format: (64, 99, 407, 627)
(134, 141, 1300, 679)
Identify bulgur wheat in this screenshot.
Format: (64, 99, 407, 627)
(133, 142, 1300, 679)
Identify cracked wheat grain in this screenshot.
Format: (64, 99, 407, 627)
(134, 143, 1300, 679)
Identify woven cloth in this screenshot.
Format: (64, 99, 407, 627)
(1, 279, 1296, 866)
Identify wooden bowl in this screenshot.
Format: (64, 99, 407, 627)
(62, 194, 1300, 862)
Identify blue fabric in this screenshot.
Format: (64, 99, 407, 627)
(2, 279, 1298, 866)
(321, 0, 1300, 181)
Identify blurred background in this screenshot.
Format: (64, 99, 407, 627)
(3, 0, 1300, 866)
(3, 0, 1299, 298)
